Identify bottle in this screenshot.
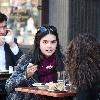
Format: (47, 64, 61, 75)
(9, 66, 13, 74)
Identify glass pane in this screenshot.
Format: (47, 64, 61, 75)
(0, 0, 39, 46)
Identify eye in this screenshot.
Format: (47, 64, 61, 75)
(51, 40, 57, 44)
(43, 40, 48, 44)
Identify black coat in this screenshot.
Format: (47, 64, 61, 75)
(4, 42, 22, 69)
(0, 42, 22, 99)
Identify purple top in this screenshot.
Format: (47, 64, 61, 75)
(38, 55, 57, 83)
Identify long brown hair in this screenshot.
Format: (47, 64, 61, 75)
(65, 33, 100, 88)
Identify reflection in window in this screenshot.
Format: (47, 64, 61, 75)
(0, 0, 39, 45)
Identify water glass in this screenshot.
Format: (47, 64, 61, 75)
(57, 71, 66, 90)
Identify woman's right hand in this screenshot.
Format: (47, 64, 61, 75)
(26, 63, 37, 78)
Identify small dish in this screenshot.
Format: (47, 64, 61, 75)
(47, 89, 54, 91)
(47, 89, 67, 93)
(32, 83, 49, 90)
(32, 83, 45, 87)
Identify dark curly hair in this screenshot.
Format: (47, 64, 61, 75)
(65, 33, 100, 89)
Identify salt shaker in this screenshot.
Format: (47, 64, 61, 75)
(9, 66, 13, 74)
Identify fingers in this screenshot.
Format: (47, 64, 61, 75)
(26, 63, 37, 78)
(27, 63, 37, 71)
(6, 29, 13, 36)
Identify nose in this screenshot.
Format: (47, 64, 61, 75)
(47, 42, 52, 48)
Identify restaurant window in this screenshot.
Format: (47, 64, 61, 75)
(0, 0, 40, 46)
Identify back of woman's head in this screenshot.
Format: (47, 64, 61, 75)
(74, 33, 98, 58)
(65, 33, 100, 88)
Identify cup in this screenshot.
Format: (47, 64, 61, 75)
(57, 71, 65, 80)
(57, 71, 66, 90)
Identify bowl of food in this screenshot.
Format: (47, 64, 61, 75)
(46, 82, 65, 91)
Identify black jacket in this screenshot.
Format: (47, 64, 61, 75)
(4, 42, 22, 70)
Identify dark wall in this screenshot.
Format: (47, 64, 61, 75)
(97, 0, 100, 42)
(41, 0, 49, 25)
(69, 0, 100, 42)
(41, 0, 100, 42)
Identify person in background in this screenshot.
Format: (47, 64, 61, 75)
(65, 33, 100, 100)
(0, 12, 22, 100)
(0, 12, 22, 70)
(5, 25, 65, 100)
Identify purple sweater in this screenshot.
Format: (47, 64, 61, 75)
(38, 55, 57, 83)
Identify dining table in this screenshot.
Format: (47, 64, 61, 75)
(0, 71, 11, 80)
(15, 86, 76, 99)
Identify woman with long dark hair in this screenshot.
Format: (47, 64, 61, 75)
(5, 25, 65, 100)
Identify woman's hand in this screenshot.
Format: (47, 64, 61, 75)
(26, 63, 37, 78)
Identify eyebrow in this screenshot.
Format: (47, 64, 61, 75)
(43, 40, 57, 41)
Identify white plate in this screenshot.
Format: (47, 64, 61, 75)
(32, 83, 49, 90)
(32, 83, 45, 87)
(47, 89, 55, 91)
(47, 89, 68, 92)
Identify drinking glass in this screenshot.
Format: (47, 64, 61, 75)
(57, 71, 66, 90)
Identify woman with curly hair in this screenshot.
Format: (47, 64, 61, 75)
(65, 33, 100, 100)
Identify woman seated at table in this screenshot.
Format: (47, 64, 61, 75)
(65, 33, 100, 100)
(5, 25, 65, 100)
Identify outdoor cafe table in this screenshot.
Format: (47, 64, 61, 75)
(0, 72, 11, 80)
(0, 72, 11, 99)
(15, 86, 76, 98)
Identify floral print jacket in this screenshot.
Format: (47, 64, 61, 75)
(5, 54, 38, 100)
